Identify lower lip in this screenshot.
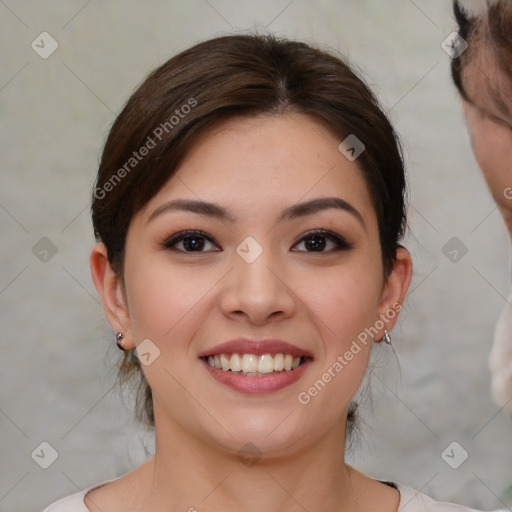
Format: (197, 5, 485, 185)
(200, 358, 311, 394)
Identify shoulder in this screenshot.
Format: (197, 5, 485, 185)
(41, 478, 120, 512)
(41, 490, 89, 512)
(395, 482, 508, 512)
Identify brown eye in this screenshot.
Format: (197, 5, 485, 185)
(162, 230, 220, 253)
(292, 230, 353, 253)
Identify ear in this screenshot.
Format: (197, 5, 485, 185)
(375, 246, 413, 342)
(90, 242, 135, 349)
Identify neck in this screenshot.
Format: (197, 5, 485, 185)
(137, 413, 358, 512)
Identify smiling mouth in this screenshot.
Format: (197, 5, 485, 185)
(201, 353, 311, 376)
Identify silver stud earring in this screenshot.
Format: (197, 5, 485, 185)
(115, 332, 126, 351)
(382, 329, 391, 345)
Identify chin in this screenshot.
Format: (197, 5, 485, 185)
(203, 409, 308, 456)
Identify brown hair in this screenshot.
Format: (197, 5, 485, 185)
(91, 33, 407, 443)
(451, 0, 512, 117)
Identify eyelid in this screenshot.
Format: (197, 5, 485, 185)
(293, 229, 354, 251)
(162, 228, 353, 253)
(162, 230, 220, 251)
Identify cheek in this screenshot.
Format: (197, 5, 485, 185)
(471, 126, 512, 208)
(471, 129, 503, 172)
(124, 253, 215, 340)
(296, 255, 383, 350)
(466, 114, 512, 175)
(314, 269, 380, 409)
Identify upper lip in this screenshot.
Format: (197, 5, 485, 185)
(198, 338, 314, 359)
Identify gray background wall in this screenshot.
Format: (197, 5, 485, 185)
(1, 1, 511, 511)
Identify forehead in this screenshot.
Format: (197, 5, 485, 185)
(141, 113, 375, 223)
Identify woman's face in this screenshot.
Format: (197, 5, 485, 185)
(114, 113, 408, 456)
(460, 61, 512, 233)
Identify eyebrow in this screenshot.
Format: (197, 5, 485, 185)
(464, 86, 512, 130)
(480, 108, 512, 130)
(147, 196, 365, 229)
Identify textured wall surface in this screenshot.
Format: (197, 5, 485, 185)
(1, 1, 511, 511)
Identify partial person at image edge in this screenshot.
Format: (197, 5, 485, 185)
(451, 0, 512, 415)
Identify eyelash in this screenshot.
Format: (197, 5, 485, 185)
(161, 229, 353, 254)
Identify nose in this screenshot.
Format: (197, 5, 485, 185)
(219, 246, 296, 326)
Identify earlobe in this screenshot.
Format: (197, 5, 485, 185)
(90, 242, 134, 349)
(376, 247, 413, 340)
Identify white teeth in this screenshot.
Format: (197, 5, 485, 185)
(230, 353, 242, 372)
(220, 353, 230, 371)
(273, 353, 284, 371)
(206, 352, 306, 374)
(241, 354, 258, 373)
(258, 354, 274, 374)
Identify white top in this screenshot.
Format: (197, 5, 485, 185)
(488, 289, 512, 414)
(41, 477, 508, 511)
(487, 235, 512, 414)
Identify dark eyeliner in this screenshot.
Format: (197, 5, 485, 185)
(294, 229, 354, 252)
(161, 230, 218, 251)
(161, 228, 352, 253)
